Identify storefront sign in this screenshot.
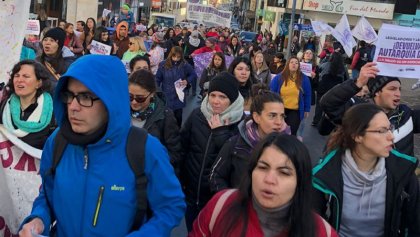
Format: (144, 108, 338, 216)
(303, 0, 394, 20)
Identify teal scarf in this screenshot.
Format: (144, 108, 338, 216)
(5, 93, 53, 133)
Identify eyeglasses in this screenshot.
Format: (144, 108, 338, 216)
(60, 91, 100, 107)
(365, 125, 395, 135)
(129, 93, 151, 103)
(129, 42, 135, 45)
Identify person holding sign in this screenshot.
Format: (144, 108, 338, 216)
(270, 56, 311, 135)
(64, 23, 84, 58)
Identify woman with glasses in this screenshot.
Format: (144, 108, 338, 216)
(209, 84, 290, 193)
(270, 56, 311, 135)
(128, 69, 182, 172)
(122, 36, 147, 62)
(313, 103, 420, 237)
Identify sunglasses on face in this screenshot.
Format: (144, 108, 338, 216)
(129, 93, 151, 103)
(129, 42, 135, 45)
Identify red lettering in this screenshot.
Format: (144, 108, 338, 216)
(14, 153, 37, 172)
(0, 216, 19, 237)
(0, 141, 14, 168)
(308, 1, 319, 9)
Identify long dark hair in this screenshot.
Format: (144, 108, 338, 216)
(220, 133, 316, 237)
(328, 52, 345, 76)
(281, 56, 303, 88)
(326, 103, 384, 153)
(209, 52, 227, 71)
(164, 46, 184, 69)
(94, 26, 111, 45)
(228, 57, 257, 99)
(7, 60, 52, 99)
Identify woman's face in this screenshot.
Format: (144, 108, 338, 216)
(231, 37, 238, 45)
(205, 40, 214, 48)
(233, 62, 251, 84)
(288, 58, 299, 73)
(169, 30, 174, 37)
(303, 50, 313, 61)
(65, 25, 74, 34)
(208, 91, 231, 115)
(13, 64, 41, 100)
(253, 102, 286, 137)
(42, 37, 59, 56)
(213, 55, 223, 68)
(273, 57, 280, 63)
(129, 84, 153, 111)
(252, 145, 297, 209)
(255, 53, 264, 64)
(148, 29, 154, 36)
(87, 19, 94, 29)
(129, 39, 139, 52)
(101, 31, 109, 42)
(355, 112, 394, 158)
(132, 60, 150, 72)
(171, 54, 182, 62)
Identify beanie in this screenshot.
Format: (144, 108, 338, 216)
(121, 3, 131, 11)
(43, 27, 66, 49)
(367, 76, 400, 97)
(208, 72, 239, 103)
(206, 37, 217, 45)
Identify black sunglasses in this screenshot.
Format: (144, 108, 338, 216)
(129, 93, 151, 103)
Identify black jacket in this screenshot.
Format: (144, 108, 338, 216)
(209, 121, 253, 193)
(312, 149, 420, 236)
(180, 108, 240, 207)
(140, 96, 183, 167)
(320, 80, 420, 156)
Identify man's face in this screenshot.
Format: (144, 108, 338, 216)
(119, 26, 127, 38)
(374, 81, 401, 113)
(76, 22, 84, 32)
(66, 79, 108, 135)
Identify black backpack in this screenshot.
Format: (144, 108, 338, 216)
(47, 126, 148, 230)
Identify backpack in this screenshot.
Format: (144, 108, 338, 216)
(47, 126, 148, 230)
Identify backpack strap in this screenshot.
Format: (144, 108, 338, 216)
(209, 189, 236, 233)
(50, 130, 68, 176)
(126, 126, 148, 230)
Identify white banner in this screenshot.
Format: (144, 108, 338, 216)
(352, 16, 378, 44)
(303, 0, 394, 20)
(0, 125, 42, 236)
(332, 14, 357, 57)
(310, 20, 334, 36)
(0, 1, 31, 84)
(90, 40, 112, 55)
(186, 3, 232, 28)
(26, 20, 40, 36)
(300, 62, 313, 77)
(373, 24, 420, 79)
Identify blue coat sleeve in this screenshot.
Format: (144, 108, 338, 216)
(155, 63, 164, 88)
(270, 74, 280, 93)
(126, 135, 186, 237)
(184, 62, 197, 85)
(302, 75, 312, 112)
(20, 130, 58, 236)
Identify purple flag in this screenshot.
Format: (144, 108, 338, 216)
(192, 52, 234, 78)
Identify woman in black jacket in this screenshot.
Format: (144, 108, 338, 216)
(199, 52, 227, 97)
(209, 84, 290, 193)
(129, 69, 182, 171)
(180, 72, 244, 232)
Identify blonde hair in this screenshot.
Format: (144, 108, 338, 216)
(130, 36, 147, 52)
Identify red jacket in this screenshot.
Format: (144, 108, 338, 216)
(206, 32, 219, 38)
(192, 45, 222, 55)
(189, 189, 338, 237)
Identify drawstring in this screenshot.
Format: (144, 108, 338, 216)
(359, 182, 366, 213)
(367, 181, 375, 217)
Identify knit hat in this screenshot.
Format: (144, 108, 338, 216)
(153, 32, 165, 42)
(121, 3, 130, 11)
(208, 72, 239, 103)
(43, 27, 66, 49)
(367, 76, 401, 97)
(206, 37, 217, 45)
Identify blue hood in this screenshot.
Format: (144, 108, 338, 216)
(54, 55, 130, 143)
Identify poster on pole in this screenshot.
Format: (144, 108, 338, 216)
(300, 62, 313, 77)
(90, 40, 112, 55)
(0, 1, 31, 84)
(373, 24, 420, 79)
(186, 3, 232, 28)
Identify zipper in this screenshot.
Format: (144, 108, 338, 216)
(196, 132, 213, 206)
(312, 177, 340, 231)
(92, 186, 105, 227)
(84, 149, 89, 169)
(80, 147, 89, 234)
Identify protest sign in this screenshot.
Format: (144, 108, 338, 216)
(0, 1, 31, 84)
(332, 14, 357, 56)
(310, 21, 333, 37)
(187, 3, 232, 28)
(373, 24, 420, 79)
(352, 16, 378, 44)
(300, 62, 313, 77)
(192, 52, 234, 79)
(90, 40, 112, 55)
(0, 125, 42, 235)
(26, 20, 40, 36)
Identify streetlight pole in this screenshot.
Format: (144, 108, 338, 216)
(286, 0, 297, 58)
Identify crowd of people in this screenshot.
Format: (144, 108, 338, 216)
(7, 8, 420, 237)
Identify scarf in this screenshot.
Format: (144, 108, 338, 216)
(200, 93, 244, 126)
(131, 100, 156, 121)
(3, 93, 53, 137)
(189, 36, 200, 48)
(60, 118, 108, 146)
(245, 120, 260, 147)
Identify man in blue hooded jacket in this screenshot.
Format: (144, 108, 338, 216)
(19, 55, 185, 236)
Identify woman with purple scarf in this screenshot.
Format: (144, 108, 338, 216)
(209, 84, 290, 193)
